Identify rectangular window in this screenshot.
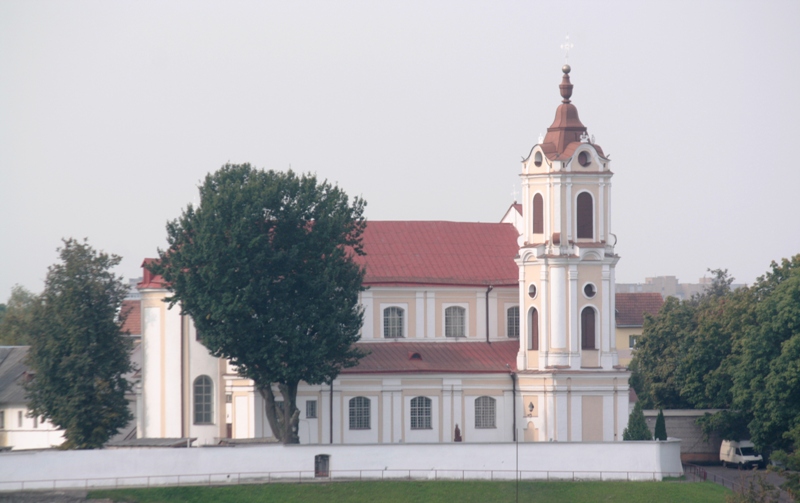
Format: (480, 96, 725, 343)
(507, 306, 520, 338)
(349, 397, 370, 430)
(306, 400, 317, 419)
(18, 411, 23, 428)
(33, 416, 38, 429)
(410, 396, 432, 430)
(629, 335, 639, 349)
(475, 396, 497, 429)
(383, 307, 404, 338)
(444, 306, 466, 337)
(0, 411, 4, 429)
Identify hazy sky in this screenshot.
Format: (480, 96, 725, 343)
(2, 1, 799, 298)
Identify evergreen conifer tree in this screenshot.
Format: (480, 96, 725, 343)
(623, 402, 652, 441)
(654, 409, 667, 440)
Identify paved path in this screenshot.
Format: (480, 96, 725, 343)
(691, 464, 792, 503)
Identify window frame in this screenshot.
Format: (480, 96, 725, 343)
(528, 307, 539, 350)
(410, 396, 432, 430)
(349, 396, 371, 430)
(581, 306, 597, 350)
(532, 193, 544, 234)
(381, 304, 407, 339)
(306, 400, 318, 419)
(506, 305, 520, 338)
(193, 375, 214, 425)
(475, 396, 497, 429)
(443, 304, 467, 338)
(576, 191, 594, 240)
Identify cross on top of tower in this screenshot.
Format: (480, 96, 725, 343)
(560, 34, 574, 62)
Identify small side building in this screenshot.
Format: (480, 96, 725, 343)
(614, 293, 663, 367)
(0, 346, 65, 450)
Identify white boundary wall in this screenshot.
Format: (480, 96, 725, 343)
(0, 440, 682, 491)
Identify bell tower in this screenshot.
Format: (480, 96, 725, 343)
(516, 64, 620, 371)
(514, 66, 628, 442)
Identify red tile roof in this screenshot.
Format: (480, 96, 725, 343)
(615, 293, 664, 327)
(355, 221, 519, 287)
(138, 258, 168, 289)
(140, 221, 520, 290)
(343, 341, 519, 374)
(120, 299, 141, 336)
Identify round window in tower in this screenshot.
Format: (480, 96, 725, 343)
(578, 151, 591, 167)
(583, 283, 597, 298)
(534, 151, 543, 167)
(528, 284, 538, 299)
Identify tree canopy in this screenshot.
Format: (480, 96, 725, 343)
(151, 164, 367, 444)
(630, 257, 800, 456)
(0, 285, 38, 345)
(26, 238, 133, 449)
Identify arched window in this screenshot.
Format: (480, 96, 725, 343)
(475, 396, 496, 429)
(581, 307, 596, 349)
(576, 192, 593, 239)
(410, 396, 432, 430)
(533, 193, 544, 234)
(445, 306, 466, 337)
(383, 307, 404, 338)
(528, 308, 539, 350)
(193, 375, 213, 424)
(349, 396, 370, 430)
(507, 306, 519, 338)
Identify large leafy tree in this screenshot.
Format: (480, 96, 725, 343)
(152, 164, 367, 444)
(26, 239, 133, 449)
(0, 285, 38, 345)
(630, 269, 737, 410)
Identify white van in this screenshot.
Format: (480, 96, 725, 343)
(720, 440, 763, 469)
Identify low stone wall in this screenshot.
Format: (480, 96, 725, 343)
(644, 409, 722, 463)
(0, 440, 683, 491)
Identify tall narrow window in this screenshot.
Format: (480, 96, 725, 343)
(577, 192, 593, 239)
(194, 375, 213, 424)
(0, 411, 3, 429)
(410, 396, 432, 429)
(507, 306, 519, 338)
(349, 396, 370, 430)
(475, 396, 496, 429)
(533, 193, 544, 234)
(528, 308, 539, 350)
(383, 307, 404, 338)
(306, 400, 318, 419)
(581, 307, 596, 349)
(445, 306, 466, 337)
(18, 411, 23, 428)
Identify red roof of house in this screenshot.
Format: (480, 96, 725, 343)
(120, 299, 141, 336)
(615, 293, 664, 327)
(355, 221, 519, 287)
(343, 341, 519, 374)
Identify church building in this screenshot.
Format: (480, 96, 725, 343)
(136, 65, 630, 446)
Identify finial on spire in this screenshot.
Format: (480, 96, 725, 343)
(559, 68, 573, 104)
(560, 34, 574, 62)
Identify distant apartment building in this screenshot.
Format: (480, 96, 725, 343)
(616, 276, 745, 301)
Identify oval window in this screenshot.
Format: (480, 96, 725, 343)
(578, 151, 590, 167)
(534, 151, 543, 167)
(583, 283, 596, 298)
(528, 284, 538, 299)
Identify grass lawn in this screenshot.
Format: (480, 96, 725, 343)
(89, 480, 730, 503)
